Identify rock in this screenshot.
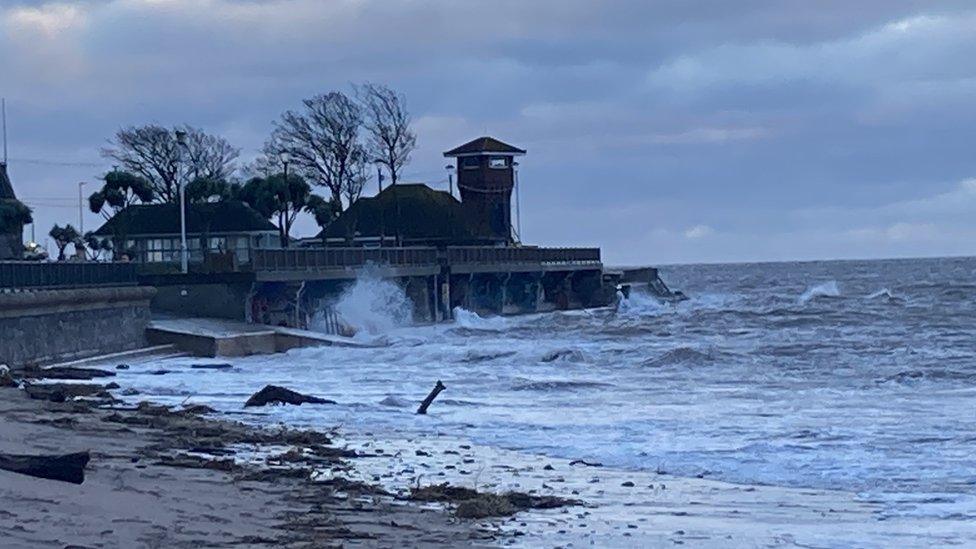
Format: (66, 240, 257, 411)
(0, 365, 16, 388)
(543, 464, 555, 471)
(243, 385, 336, 408)
(105, 382, 121, 390)
(181, 404, 217, 415)
(621, 481, 635, 487)
(190, 363, 233, 370)
(116, 364, 130, 370)
(149, 369, 171, 376)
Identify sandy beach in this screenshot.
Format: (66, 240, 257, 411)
(0, 383, 492, 548)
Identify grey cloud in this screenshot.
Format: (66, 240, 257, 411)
(2, 0, 975, 263)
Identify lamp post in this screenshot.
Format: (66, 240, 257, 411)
(374, 159, 384, 194)
(77, 181, 86, 234)
(280, 151, 291, 248)
(445, 164, 455, 197)
(174, 130, 189, 274)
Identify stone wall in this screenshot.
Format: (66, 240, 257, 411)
(151, 283, 251, 320)
(0, 286, 156, 367)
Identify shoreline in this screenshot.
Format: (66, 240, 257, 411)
(6, 345, 976, 547)
(0, 383, 496, 548)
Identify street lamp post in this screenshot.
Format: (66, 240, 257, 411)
(175, 130, 189, 274)
(374, 160, 384, 194)
(78, 181, 86, 234)
(280, 151, 291, 248)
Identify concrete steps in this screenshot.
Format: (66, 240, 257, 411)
(146, 318, 377, 358)
(43, 345, 186, 369)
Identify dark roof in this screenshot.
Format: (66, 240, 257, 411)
(0, 163, 16, 200)
(94, 200, 276, 236)
(444, 136, 526, 157)
(318, 184, 479, 242)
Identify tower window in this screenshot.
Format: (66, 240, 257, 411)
(489, 156, 508, 169)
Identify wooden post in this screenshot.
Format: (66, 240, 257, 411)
(416, 380, 446, 415)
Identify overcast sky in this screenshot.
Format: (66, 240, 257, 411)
(2, 0, 975, 265)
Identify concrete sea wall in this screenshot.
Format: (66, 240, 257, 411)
(0, 286, 156, 367)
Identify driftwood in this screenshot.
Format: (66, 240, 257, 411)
(0, 451, 90, 484)
(416, 380, 446, 415)
(244, 385, 336, 408)
(23, 383, 115, 403)
(22, 366, 116, 380)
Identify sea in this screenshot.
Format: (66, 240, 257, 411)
(117, 256, 976, 543)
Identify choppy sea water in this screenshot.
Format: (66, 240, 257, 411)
(122, 256, 976, 529)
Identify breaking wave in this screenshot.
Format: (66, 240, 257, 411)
(453, 307, 508, 331)
(540, 348, 587, 363)
(799, 281, 841, 304)
(616, 290, 669, 316)
(511, 378, 613, 391)
(333, 269, 413, 335)
(866, 288, 903, 303)
(642, 347, 713, 367)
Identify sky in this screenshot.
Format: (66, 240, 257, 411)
(1, 0, 975, 265)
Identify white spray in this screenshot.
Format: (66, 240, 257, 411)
(329, 268, 414, 335)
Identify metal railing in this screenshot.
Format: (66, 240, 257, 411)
(252, 247, 440, 271)
(251, 246, 601, 271)
(0, 261, 139, 290)
(445, 246, 601, 265)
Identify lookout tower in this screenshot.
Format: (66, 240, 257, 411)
(444, 136, 525, 244)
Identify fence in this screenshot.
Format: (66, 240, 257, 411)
(0, 261, 139, 290)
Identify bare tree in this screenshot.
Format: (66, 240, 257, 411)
(268, 92, 369, 209)
(102, 124, 239, 203)
(356, 83, 416, 187)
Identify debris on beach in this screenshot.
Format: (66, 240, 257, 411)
(190, 363, 233, 370)
(409, 483, 582, 519)
(0, 365, 16, 388)
(244, 385, 337, 408)
(22, 365, 116, 380)
(23, 383, 115, 403)
(0, 451, 90, 484)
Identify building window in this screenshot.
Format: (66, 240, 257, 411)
(489, 156, 508, 169)
(462, 156, 480, 169)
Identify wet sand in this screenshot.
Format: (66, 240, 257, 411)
(0, 386, 491, 548)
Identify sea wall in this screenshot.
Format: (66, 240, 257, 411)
(0, 286, 156, 367)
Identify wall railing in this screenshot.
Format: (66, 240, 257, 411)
(0, 261, 139, 290)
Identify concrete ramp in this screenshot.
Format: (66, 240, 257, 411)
(147, 318, 374, 358)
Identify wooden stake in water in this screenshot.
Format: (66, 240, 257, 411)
(417, 380, 446, 415)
